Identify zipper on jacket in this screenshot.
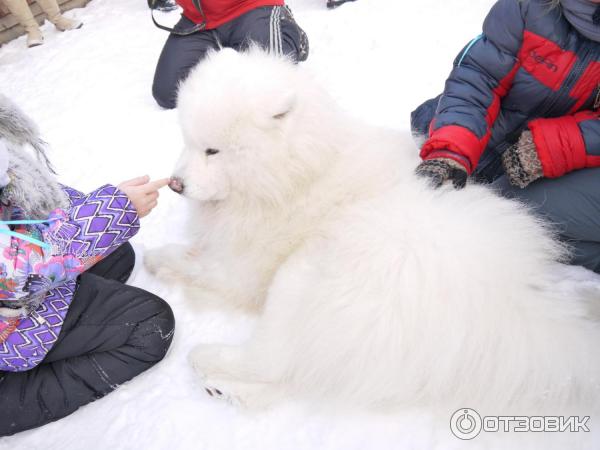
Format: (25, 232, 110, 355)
(594, 83, 600, 110)
(535, 40, 592, 118)
(192, 0, 205, 17)
(30, 310, 48, 326)
(485, 41, 592, 177)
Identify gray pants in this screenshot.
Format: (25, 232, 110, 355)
(152, 6, 309, 109)
(493, 168, 600, 273)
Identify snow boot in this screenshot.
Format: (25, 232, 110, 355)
(148, 0, 179, 12)
(36, 0, 83, 31)
(3, 0, 43, 47)
(326, 0, 357, 9)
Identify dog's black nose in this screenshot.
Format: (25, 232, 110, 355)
(169, 177, 184, 194)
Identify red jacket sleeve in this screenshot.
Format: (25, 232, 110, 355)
(420, 0, 525, 173)
(528, 110, 600, 178)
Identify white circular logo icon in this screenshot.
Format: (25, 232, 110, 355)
(450, 408, 483, 440)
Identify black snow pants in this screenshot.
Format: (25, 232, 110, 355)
(0, 243, 175, 436)
(152, 5, 309, 109)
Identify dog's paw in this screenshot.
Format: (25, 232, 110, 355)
(144, 245, 184, 280)
(200, 377, 243, 407)
(189, 344, 233, 376)
(196, 369, 276, 409)
(190, 344, 280, 409)
(190, 345, 243, 406)
(143, 247, 167, 275)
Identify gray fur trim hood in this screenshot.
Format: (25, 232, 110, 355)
(0, 94, 69, 218)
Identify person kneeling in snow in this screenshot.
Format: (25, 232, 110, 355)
(412, 0, 600, 273)
(152, 0, 309, 109)
(0, 95, 175, 436)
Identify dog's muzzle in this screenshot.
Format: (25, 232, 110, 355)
(169, 177, 184, 194)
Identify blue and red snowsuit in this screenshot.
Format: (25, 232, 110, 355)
(413, 0, 600, 180)
(412, 0, 600, 272)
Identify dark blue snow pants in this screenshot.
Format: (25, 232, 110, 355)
(492, 170, 600, 273)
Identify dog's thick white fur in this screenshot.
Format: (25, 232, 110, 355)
(145, 49, 600, 413)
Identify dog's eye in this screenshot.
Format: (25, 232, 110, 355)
(205, 148, 220, 156)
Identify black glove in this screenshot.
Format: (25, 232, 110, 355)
(415, 158, 468, 189)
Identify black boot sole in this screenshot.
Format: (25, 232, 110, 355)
(326, 0, 357, 9)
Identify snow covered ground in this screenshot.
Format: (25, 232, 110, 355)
(0, 0, 599, 449)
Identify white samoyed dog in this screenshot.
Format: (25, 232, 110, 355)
(145, 49, 600, 414)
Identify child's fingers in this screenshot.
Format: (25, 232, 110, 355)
(140, 200, 158, 216)
(142, 178, 170, 193)
(141, 196, 159, 211)
(120, 175, 150, 187)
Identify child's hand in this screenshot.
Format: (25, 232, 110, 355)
(118, 175, 170, 218)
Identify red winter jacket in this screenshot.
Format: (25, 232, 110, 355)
(177, 0, 284, 30)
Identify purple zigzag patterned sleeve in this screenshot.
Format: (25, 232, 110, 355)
(46, 185, 140, 270)
(61, 185, 85, 207)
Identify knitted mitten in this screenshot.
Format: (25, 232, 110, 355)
(415, 158, 468, 189)
(501, 130, 544, 188)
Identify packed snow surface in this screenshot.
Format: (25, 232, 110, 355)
(1, 0, 599, 449)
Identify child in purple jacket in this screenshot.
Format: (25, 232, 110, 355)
(0, 95, 175, 436)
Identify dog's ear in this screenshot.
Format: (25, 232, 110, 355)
(272, 92, 297, 120)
